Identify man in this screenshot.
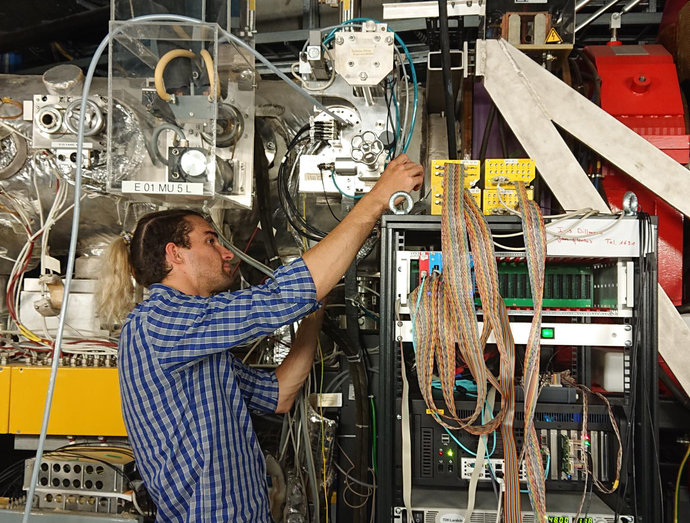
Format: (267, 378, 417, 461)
(111, 154, 423, 521)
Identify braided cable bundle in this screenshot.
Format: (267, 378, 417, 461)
(411, 163, 523, 521)
(514, 182, 548, 523)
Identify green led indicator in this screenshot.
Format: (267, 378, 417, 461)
(447, 449, 454, 457)
(541, 327, 555, 339)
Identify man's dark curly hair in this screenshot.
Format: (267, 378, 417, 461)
(130, 209, 207, 287)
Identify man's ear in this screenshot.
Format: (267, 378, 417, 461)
(164, 242, 185, 267)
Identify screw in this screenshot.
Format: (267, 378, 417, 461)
(359, 72, 368, 81)
(397, 321, 403, 326)
(624, 340, 632, 347)
(171, 148, 180, 156)
(373, 61, 380, 68)
(394, 507, 402, 515)
(639, 75, 646, 82)
(266, 142, 275, 150)
(348, 61, 355, 67)
(624, 324, 632, 331)
(374, 35, 381, 42)
(335, 36, 344, 45)
(385, 36, 393, 45)
(349, 34, 356, 41)
(396, 414, 402, 420)
(396, 336, 402, 341)
(307, 47, 320, 59)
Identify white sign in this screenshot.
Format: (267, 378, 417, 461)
(121, 181, 204, 195)
(51, 141, 93, 149)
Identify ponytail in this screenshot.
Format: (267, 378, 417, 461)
(97, 235, 136, 330)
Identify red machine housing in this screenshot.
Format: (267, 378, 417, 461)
(585, 44, 690, 304)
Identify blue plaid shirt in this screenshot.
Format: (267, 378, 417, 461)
(118, 259, 319, 522)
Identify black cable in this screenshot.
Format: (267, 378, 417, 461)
(276, 125, 327, 241)
(479, 104, 497, 162)
(320, 168, 342, 224)
(384, 77, 397, 155)
(344, 263, 370, 523)
(322, 301, 370, 523)
(437, 0, 458, 160)
(576, 49, 601, 105)
(254, 131, 280, 269)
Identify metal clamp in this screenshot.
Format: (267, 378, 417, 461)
(389, 191, 414, 215)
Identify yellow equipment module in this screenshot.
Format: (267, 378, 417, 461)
(484, 158, 536, 188)
(483, 187, 535, 215)
(8, 366, 126, 437)
(0, 366, 10, 432)
(430, 159, 481, 215)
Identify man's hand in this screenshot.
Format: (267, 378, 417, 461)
(303, 154, 425, 300)
(365, 154, 424, 213)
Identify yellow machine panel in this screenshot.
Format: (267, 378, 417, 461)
(483, 187, 534, 215)
(431, 159, 480, 215)
(0, 367, 10, 432)
(8, 366, 126, 437)
(484, 158, 536, 188)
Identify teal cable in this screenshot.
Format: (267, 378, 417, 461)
(521, 454, 551, 493)
(330, 171, 363, 199)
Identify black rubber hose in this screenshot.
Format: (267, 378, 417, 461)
(438, 0, 458, 160)
(253, 134, 280, 269)
(322, 267, 370, 523)
(344, 264, 370, 523)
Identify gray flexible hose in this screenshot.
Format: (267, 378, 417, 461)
(151, 123, 186, 165)
(210, 220, 274, 278)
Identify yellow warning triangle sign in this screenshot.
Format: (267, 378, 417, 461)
(546, 27, 563, 44)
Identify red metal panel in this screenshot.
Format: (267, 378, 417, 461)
(586, 44, 689, 305)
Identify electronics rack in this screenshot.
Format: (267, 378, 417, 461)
(378, 214, 660, 522)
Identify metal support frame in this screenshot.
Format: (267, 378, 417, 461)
(477, 39, 690, 219)
(476, 38, 690, 405)
(378, 214, 659, 521)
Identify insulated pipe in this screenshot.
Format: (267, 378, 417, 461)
(437, 0, 458, 159)
(575, 0, 594, 11)
(575, 0, 622, 33)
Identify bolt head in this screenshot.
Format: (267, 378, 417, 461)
(385, 36, 393, 45)
(359, 72, 368, 80)
(335, 36, 344, 45)
(348, 34, 356, 41)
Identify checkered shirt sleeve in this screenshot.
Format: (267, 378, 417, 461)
(146, 258, 319, 372)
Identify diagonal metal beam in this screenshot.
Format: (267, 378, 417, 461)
(493, 38, 690, 218)
(478, 39, 609, 212)
(479, 38, 690, 396)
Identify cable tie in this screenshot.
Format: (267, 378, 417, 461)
(346, 354, 362, 363)
(354, 423, 370, 429)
